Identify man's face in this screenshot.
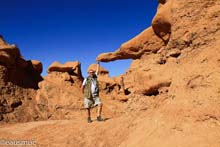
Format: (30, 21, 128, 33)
(88, 70, 95, 77)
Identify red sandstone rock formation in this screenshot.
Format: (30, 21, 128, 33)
(95, 0, 220, 146)
(35, 61, 84, 119)
(0, 35, 43, 122)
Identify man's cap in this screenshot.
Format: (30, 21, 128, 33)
(88, 69, 95, 73)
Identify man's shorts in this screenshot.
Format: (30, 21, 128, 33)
(84, 97, 102, 109)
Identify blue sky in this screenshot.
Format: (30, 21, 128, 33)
(0, 0, 158, 77)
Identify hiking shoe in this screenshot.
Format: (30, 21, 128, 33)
(97, 116, 104, 122)
(87, 117, 92, 123)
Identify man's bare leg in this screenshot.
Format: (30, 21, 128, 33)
(97, 103, 104, 121)
(87, 108, 92, 123)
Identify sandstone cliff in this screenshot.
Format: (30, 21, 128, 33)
(96, 0, 220, 146)
(0, 35, 43, 122)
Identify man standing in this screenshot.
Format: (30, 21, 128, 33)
(81, 62, 104, 123)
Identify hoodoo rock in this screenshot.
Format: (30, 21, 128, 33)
(34, 61, 84, 120)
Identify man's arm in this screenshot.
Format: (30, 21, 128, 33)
(95, 61, 100, 75)
(81, 85, 85, 94)
(81, 79, 86, 94)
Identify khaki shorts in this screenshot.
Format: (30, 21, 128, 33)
(84, 97, 102, 109)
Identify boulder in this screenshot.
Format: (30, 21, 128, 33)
(47, 61, 83, 80)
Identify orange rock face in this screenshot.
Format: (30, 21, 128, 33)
(95, 0, 220, 146)
(0, 36, 43, 122)
(33, 61, 84, 119)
